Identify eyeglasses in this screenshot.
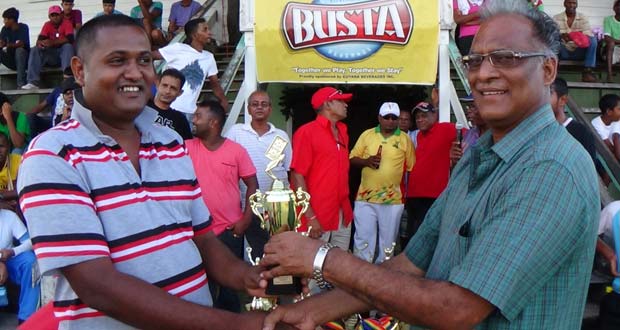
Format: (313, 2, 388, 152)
(249, 101, 271, 108)
(461, 50, 548, 70)
(381, 114, 399, 121)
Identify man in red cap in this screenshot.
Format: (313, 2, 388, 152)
(290, 87, 353, 252)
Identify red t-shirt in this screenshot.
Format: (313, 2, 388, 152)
(64, 9, 82, 29)
(39, 20, 74, 42)
(291, 115, 353, 231)
(407, 122, 456, 198)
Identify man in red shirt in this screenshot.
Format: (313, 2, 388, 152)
(61, 0, 83, 31)
(22, 5, 74, 90)
(403, 102, 456, 248)
(291, 87, 353, 251)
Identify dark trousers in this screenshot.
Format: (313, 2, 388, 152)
(245, 214, 270, 261)
(457, 35, 474, 56)
(402, 197, 436, 249)
(0, 48, 28, 87)
(209, 229, 244, 313)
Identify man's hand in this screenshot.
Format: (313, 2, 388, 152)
(229, 214, 252, 237)
(260, 232, 322, 278)
(449, 141, 463, 166)
(0, 262, 7, 285)
(264, 302, 318, 330)
(0, 249, 14, 262)
(1, 102, 11, 121)
(365, 155, 381, 169)
(607, 253, 619, 277)
(307, 216, 323, 239)
(240, 311, 298, 330)
(244, 265, 269, 298)
(561, 33, 571, 42)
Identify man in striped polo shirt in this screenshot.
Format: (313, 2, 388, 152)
(17, 15, 288, 330)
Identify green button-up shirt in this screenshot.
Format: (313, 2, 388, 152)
(405, 105, 599, 329)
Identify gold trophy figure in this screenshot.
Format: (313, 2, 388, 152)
(248, 136, 309, 297)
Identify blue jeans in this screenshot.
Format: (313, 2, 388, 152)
(559, 36, 598, 69)
(27, 43, 74, 85)
(7, 251, 40, 322)
(0, 47, 28, 87)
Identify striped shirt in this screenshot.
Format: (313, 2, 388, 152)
(405, 106, 599, 329)
(17, 96, 213, 329)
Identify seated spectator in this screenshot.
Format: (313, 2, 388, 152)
(61, 0, 82, 31)
(554, 0, 598, 82)
(0, 207, 40, 324)
(596, 201, 620, 277)
(0, 133, 19, 202)
(592, 93, 620, 148)
(153, 18, 228, 114)
(27, 67, 73, 136)
(526, 0, 544, 11)
(53, 77, 78, 126)
(0, 93, 28, 150)
(95, 0, 123, 17)
(168, 0, 201, 37)
(22, 5, 74, 90)
(453, 0, 484, 55)
(131, 0, 168, 48)
(604, 0, 620, 82)
(150, 68, 192, 139)
(0, 8, 29, 88)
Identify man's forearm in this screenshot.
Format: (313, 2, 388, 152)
(196, 233, 252, 291)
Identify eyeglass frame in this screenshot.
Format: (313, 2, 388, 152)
(461, 50, 549, 70)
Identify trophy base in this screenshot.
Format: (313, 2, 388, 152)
(266, 275, 302, 295)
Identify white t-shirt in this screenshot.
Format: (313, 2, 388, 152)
(159, 43, 219, 114)
(0, 209, 28, 253)
(591, 116, 614, 141)
(599, 201, 620, 238)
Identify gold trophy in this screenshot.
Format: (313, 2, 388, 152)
(248, 136, 310, 296)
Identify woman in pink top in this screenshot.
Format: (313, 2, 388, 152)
(453, 0, 485, 55)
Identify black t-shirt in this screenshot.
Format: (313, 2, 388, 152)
(565, 119, 605, 175)
(148, 100, 193, 140)
(0, 23, 30, 50)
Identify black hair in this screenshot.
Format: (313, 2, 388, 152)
(197, 99, 226, 127)
(2, 8, 18, 21)
(63, 66, 74, 77)
(102, 0, 116, 4)
(60, 77, 79, 93)
(551, 77, 568, 98)
(160, 68, 186, 88)
(75, 14, 147, 59)
(184, 18, 206, 45)
(600, 94, 620, 114)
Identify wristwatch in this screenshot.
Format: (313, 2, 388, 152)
(312, 242, 335, 290)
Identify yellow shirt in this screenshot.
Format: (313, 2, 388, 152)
(350, 127, 415, 204)
(0, 154, 21, 190)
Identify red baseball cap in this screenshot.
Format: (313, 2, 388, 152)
(48, 5, 62, 15)
(311, 87, 353, 110)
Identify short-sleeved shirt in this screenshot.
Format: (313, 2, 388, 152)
(591, 115, 613, 141)
(405, 106, 599, 329)
(185, 138, 256, 235)
(453, 0, 482, 38)
(0, 209, 27, 250)
(169, 1, 202, 29)
(225, 122, 292, 201)
(291, 115, 352, 231)
(0, 154, 20, 190)
(554, 12, 593, 51)
(0, 113, 30, 147)
(158, 43, 218, 114)
(39, 20, 74, 43)
(18, 94, 213, 329)
(406, 122, 455, 199)
(131, 2, 163, 29)
(350, 126, 415, 204)
(604, 16, 620, 40)
(0, 23, 30, 50)
(63, 9, 82, 29)
(148, 101, 193, 140)
(95, 10, 124, 18)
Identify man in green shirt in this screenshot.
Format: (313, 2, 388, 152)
(258, 1, 600, 329)
(604, 0, 620, 82)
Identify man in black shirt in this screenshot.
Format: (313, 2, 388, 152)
(150, 68, 193, 139)
(0, 8, 29, 88)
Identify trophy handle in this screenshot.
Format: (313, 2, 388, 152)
(249, 191, 267, 230)
(293, 188, 311, 232)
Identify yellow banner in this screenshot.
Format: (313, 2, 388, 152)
(255, 0, 439, 84)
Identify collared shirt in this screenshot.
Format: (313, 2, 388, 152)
(39, 20, 73, 43)
(406, 122, 455, 199)
(554, 12, 593, 51)
(405, 106, 599, 329)
(18, 94, 212, 329)
(291, 115, 352, 231)
(350, 126, 415, 204)
(225, 122, 292, 199)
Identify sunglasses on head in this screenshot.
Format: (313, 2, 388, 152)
(382, 114, 399, 121)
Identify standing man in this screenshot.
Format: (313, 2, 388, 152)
(226, 90, 292, 260)
(150, 68, 192, 139)
(168, 0, 202, 37)
(291, 87, 353, 251)
(261, 2, 600, 329)
(350, 102, 414, 263)
(17, 15, 289, 330)
(186, 100, 258, 312)
(398, 107, 412, 133)
(22, 5, 74, 90)
(554, 0, 598, 82)
(154, 18, 228, 115)
(0, 8, 29, 88)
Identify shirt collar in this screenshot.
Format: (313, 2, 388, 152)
(242, 122, 275, 135)
(71, 90, 158, 139)
(374, 125, 401, 136)
(487, 104, 555, 163)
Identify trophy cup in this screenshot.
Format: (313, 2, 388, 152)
(248, 136, 310, 296)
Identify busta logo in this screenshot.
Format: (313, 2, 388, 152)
(282, 0, 414, 62)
